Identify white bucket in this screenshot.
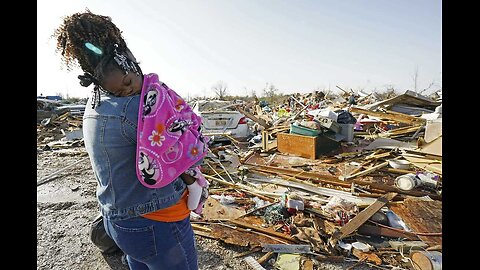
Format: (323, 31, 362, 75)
(410, 250, 442, 270)
(395, 174, 420, 191)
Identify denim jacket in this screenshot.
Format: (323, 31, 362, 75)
(83, 93, 186, 221)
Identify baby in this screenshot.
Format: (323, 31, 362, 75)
(93, 44, 209, 213)
(136, 73, 209, 213)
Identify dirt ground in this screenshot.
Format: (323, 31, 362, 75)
(37, 146, 374, 270)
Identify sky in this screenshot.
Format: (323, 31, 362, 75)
(37, 0, 442, 99)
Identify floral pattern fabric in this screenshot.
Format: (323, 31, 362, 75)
(136, 73, 208, 188)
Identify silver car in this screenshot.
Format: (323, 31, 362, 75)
(191, 100, 250, 141)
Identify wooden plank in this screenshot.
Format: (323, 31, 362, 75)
(257, 251, 275, 265)
(347, 160, 374, 176)
(210, 223, 286, 247)
(230, 219, 298, 243)
(357, 224, 419, 240)
(389, 198, 442, 246)
(202, 197, 246, 221)
(351, 249, 382, 265)
(382, 125, 424, 136)
(277, 132, 317, 159)
(333, 192, 398, 240)
(233, 246, 263, 258)
(262, 126, 290, 152)
(191, 223, 212, 233)
(204, 174, 276, 202)
(349, 106, 426, 125)
(339, 160, 390, 181)
(403, 155, 442, 175)
(246, 163, 441, 200)
(365, 151, 391, 160)
(236, 106, 270, 128)
(424, 119, 442, 143)
(261, 130, 278, 152)
(419, 136, 442, 156)
(248, 163, 346, 183)
(243, 256, 267, 270)
(247, 176, 377, 206)
(302, 260, 314, 270)
(193, 230, 215, 239)
(380, 167, 418, 175)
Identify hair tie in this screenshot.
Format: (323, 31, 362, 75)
(78, 72, 98, 87)
(112, 43, 139, 75)
(78, 72, 102, 109)
(85, 42, 103, 55)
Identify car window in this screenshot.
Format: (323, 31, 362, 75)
(197, 101, 236, 112)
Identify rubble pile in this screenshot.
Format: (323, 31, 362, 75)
(193, 89, 442, 270)
(37, 111, 84, 150)
(37, 88, 442, 270)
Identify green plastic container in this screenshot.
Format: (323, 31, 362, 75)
(290, 123, 321, 136)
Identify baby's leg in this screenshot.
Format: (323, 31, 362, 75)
(181, 173, 203, 210)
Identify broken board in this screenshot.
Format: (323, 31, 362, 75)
(389, 198, 442, 246)
(202, 197, 246, 221)
(210, 224, 284, 247)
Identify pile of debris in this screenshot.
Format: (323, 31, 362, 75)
(37, 88, 442, 270)
(192, 89, 442, 270)
(37, 111, 84, 151)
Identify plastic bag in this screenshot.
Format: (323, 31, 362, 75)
(335, 110, 357, 124)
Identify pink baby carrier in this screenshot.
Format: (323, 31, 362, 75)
(136, 73, 208, 189)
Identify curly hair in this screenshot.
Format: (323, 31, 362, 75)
(53, 9, 128, 74)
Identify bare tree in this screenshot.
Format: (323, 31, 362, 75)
(419, 80, 435, 95)
(211, 81, 228, 100)
(262, 83, 278, 100)
(412, 65, 419, 92)
(250, 89, 257, 98)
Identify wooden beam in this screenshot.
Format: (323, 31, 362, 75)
(235, 105, 270, 128)
(339, 160, 390, 181)
(380, 167, 418, 175)
(230, 219, 298, 243)
(351, 249, 382, 266)
(204, 174, 276, 202)
(347, 160, 374, 176)
(243, 256, 267, 270)
(357, 224, 419, 240)
(191, 224, 212, 233)
(193, 230, 215, 239)
(233, 246, 263, 258)
(257, 252, 275, 265)
(246, 163, 441, 200)
(349, 106, 426, 125)
(261, 130, 278, 152)
(332, 192, 398, 240)
(365, 151, 391, 160)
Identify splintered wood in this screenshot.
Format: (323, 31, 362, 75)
(209, 224, 284, 247)
(333, 192, 398, 240)
(202, 197, 246, 221)
(389, 198, 442, 246)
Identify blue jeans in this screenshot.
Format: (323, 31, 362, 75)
(103, 216, 198, 270)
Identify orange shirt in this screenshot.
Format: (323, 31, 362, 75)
(142, 191, 190, 222)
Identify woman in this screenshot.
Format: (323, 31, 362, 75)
(54, 10, 200, 270)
